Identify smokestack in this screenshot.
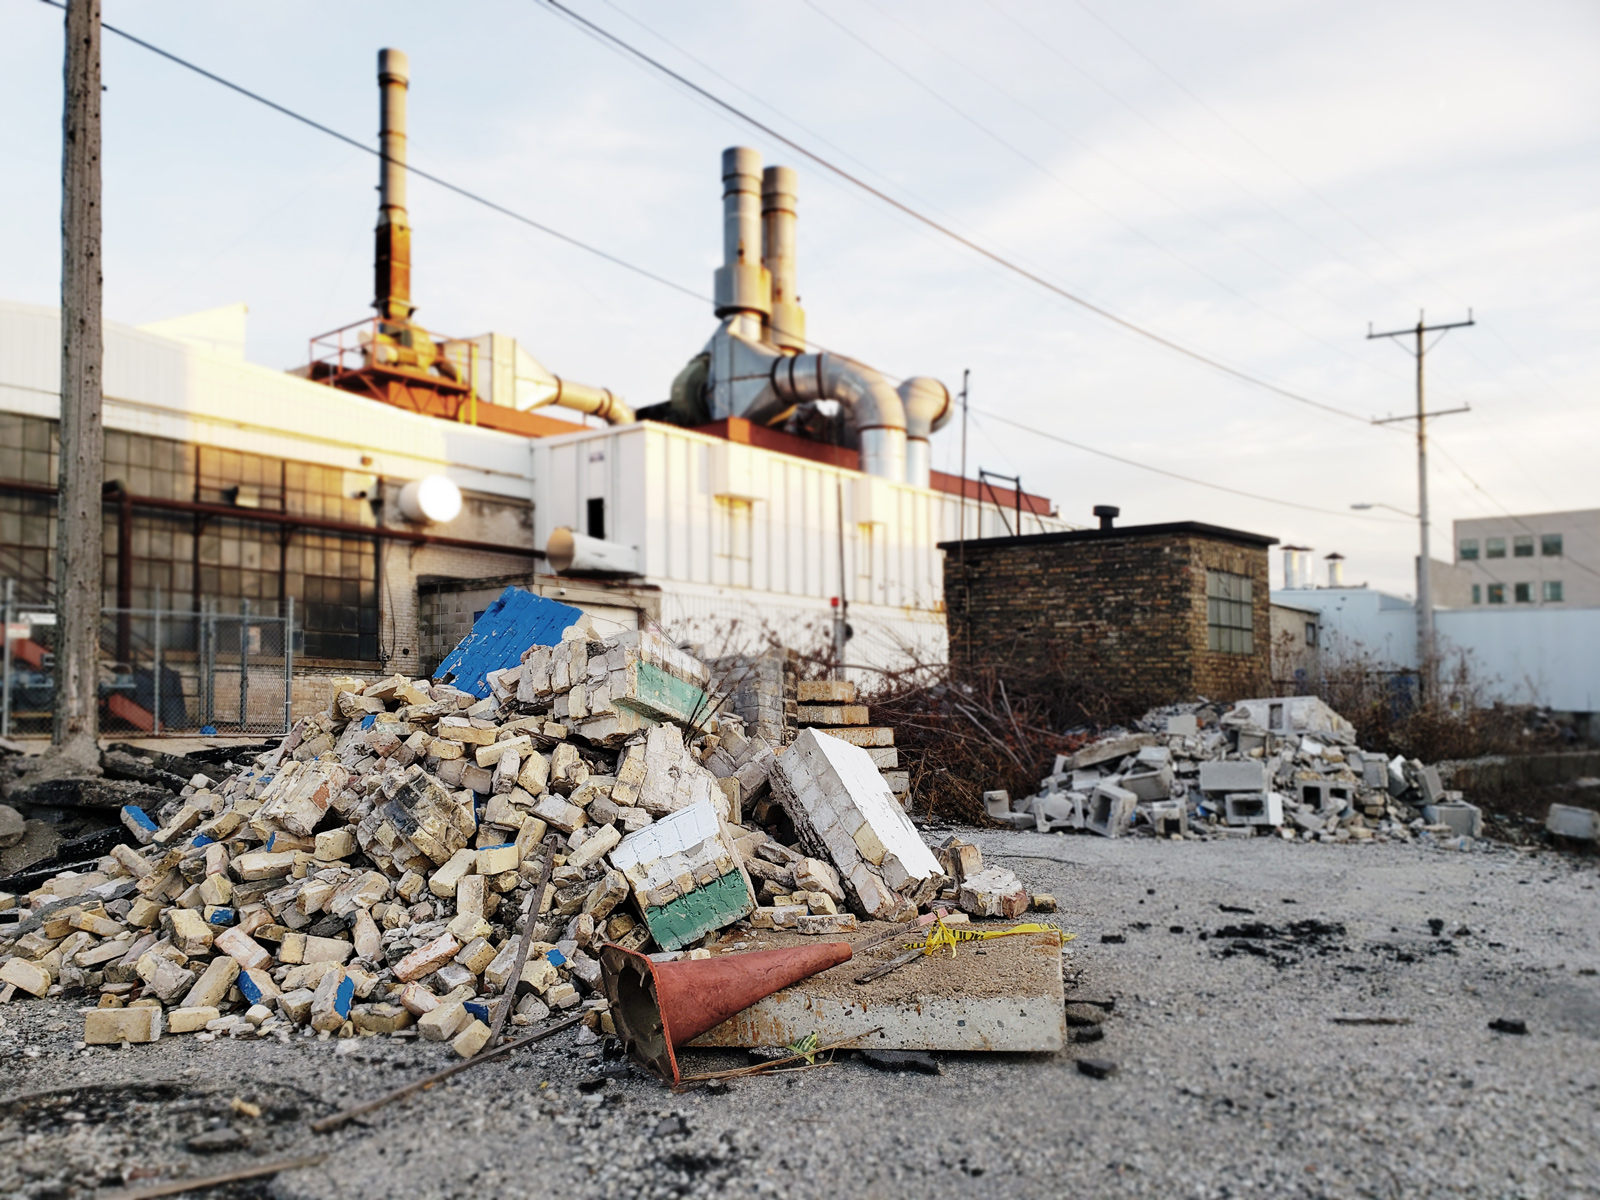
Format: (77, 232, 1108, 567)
(1282, 545, 1310, 588)
(714, 148, 770, 322)
(375, 48, 412, 322)
(1325, 551, 1345, 588)
(761, 166, 804, 351)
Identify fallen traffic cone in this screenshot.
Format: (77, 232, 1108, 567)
(600, 941, 853, 1083)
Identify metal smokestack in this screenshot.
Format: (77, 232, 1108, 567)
(375, 48, 412, 321)
(714, 148, 770, 323)
(761, 165, 804, 351)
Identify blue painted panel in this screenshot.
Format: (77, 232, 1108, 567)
(432, 586, 583, 698)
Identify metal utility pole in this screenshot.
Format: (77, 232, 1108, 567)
(52, 0, 105, 767)
(956, 369, 969, 669)
(1368, 310, 1473, 697)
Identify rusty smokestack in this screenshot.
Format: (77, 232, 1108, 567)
(375, 48, 412, 321)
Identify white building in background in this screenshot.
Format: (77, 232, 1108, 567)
(0, 298, 1055, 699)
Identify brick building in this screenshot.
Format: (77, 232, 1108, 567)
(941, 518, 1278, 709)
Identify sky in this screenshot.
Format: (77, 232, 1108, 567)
(2, 0, 1597, 596)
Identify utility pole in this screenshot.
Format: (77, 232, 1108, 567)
(1368, 310, 1473, 699)
(956, 369, 969, 670)
(54, 0, 105, 768)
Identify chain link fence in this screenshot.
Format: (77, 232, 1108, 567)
(1, 583, 295, 737)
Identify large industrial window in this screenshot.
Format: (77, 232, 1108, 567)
(1458, 538, 1478, 561)
(0, 414, 382, 662)
(1206, 570, 1253, 654)
(1542, 533, 1563, 557)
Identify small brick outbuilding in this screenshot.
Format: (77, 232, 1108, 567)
(941, 519, 1279, 705)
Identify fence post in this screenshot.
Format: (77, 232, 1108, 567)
(202, 600, 214, 728)
(283, 595, 294, 734)
(240, 598, 250, 734)
(152, 584, 162, 736)
(1, 579, 12, 739)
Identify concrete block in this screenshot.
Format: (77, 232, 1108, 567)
(168, 1005, 220, 1033)
(797, 679, 856, 703)
(1224, 791, 1285, 827)
(1297, 780, 1354, 814)
(1145, 799, 1188, 837)
(1423, 800, 1482, 839)
(1547, 804, 1598, 841)
(795, 912, 858, 935)
(1034, 792, 1084, 833)
(1165, 714, 1198, 736)
(957, 867, 1029, 918)
(1087, 784, 1137, 838)
(1199, 760, 1268, 794)
(85, 1006, 163, 1044)
(1122, 765, 1174, 801)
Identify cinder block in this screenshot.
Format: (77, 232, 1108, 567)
(1087, 784, 1137, 838)
(1547, 804, 1598, 841)
(1165, 714, 1198, 736)
(1145, 799, 1188, 837)
(1423, 800, 1482, 839)
(1199, 760, 1268, 794)
(1224, 791, 1284, 827)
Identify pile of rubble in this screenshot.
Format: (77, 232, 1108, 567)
(988, 695, 1483, 843)
(0, 618, 1035, 1062)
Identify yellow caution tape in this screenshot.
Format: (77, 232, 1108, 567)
(904, 913, 1076, 958)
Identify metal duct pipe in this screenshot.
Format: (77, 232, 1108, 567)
(525, 377, 636, 425)
(714, 148, 770, 322)
(375, 48, 412, 322)
(762, 166, 805, 351)
(771, 352, 907, 482)
(898, 376, 952, 489)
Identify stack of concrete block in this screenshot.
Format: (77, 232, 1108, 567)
(797, 679, 908, 807)
(998, 696, 1461, 845)
(710, 649, 797, 747)
(769, 729, 945, 920)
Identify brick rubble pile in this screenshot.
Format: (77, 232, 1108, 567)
(0, 621, 1022, 1057)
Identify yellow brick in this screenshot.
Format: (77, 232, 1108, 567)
(451, 1018, 492, 1058)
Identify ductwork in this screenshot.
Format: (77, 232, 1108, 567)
(375, 49, 412, 322)
(525, 377, 635, 425)
(898, 376, 952, 489)
(693, 146, 944, 485)
(770, 353, 907, 483)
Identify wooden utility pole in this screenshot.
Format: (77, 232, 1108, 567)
(54, 0, 104, 767)
(1368, 310, 1473, 699)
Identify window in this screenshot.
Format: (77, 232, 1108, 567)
(1471, 584, 1481, 605)
(1304, 621, 1318, 647)
(717, 498, 753, 589)
(1458, 539, 1479, 561)
(1206, 570, 1253, 654)
(586, 497, 606, 541)
(1514, 582, 1533, 603)
(1542, 533, 1563, 557)
(1488, 584, 1505, 604)
(1514, 535, 1534, 558)
(1544, 580, 1564, 603)
(1485, 537, 1506, 559)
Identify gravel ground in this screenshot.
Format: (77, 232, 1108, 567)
(2, 832, 1596, 1200)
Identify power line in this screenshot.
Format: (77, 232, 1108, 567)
(39, 0, 709, 308)
(807, 0, 1415, 397)
(972, 407, 1408, 523)
(536, 0, 1382, 429)
(56, 1, 1431, 531)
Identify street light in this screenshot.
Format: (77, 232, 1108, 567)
(1351, 501, 1420, 518)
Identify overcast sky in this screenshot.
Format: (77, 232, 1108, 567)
(3, 0, 1596, 596)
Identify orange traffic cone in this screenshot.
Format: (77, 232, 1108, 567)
(600, 941, 853, 1083)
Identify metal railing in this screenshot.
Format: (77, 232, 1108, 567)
(0, 582, 296, 737)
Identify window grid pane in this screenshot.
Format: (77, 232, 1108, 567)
(1205, 570, 1253, 655)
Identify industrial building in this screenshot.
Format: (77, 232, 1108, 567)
(0, 48, 1056, 733)
(1453, 509, 1600, 608)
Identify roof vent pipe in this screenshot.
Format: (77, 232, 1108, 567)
(761, 166, 805, 352)
(714, 148, 770, 326)
(900, 377, 952, 488)
(375, 49, 412, 322)
(1093, 505, 1119, 530)
(1325, 551, 1345, 588)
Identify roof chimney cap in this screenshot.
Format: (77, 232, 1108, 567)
(1093, 504, 1120, 530)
